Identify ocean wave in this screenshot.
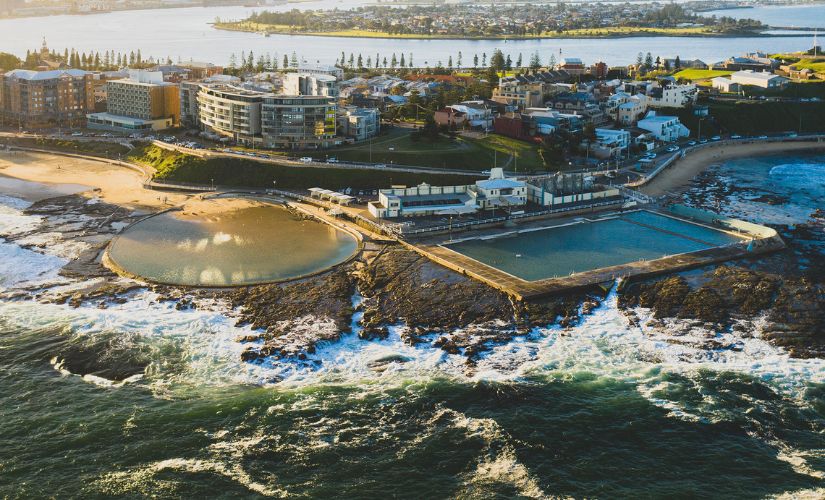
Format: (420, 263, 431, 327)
(769, 162, 825, 189)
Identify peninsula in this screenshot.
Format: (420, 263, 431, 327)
(213, 2, 770, 40)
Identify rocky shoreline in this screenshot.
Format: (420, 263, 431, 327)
(2, 163, 823, 370)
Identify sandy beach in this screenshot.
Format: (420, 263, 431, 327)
(0, 150, 190, 210)
(640, 140, 825, 197)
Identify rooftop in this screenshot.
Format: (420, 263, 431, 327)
(4, 68, 89, 81)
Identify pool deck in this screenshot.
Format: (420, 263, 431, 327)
(404, 209, 785, 301)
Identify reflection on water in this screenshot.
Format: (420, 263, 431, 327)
(108, 200, 358, 286)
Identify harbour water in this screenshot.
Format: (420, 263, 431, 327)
(0, 3, 819, 67)
(106, 199, 358, 286)
(0, 154, 824, 496)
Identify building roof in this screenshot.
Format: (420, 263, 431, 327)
(476, 178, 524, 190)
(731, 70, 785, 81)
(5, 68, 89, 80)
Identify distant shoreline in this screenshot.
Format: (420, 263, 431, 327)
(212, 23, 792, 40)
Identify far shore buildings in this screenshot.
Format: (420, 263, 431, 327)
(0, 68, 94, 128)
(87, 70, 180, 133)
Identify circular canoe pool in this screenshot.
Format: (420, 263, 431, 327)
(106, 198, 359, 286)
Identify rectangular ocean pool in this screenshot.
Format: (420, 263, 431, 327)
(443, 210, 744, 281)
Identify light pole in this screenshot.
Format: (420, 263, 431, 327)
(211, 178, 214, 190)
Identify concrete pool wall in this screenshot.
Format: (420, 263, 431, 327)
(405, 205, 784, 300)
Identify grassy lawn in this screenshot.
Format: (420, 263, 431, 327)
(329, 128, 546, 172)
(791, 59, 825, 73)
(4, 137, 132, 158)
(129, 144, 481, 190)
(673, 69, 732, 81)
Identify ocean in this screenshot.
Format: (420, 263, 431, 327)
(1, 153, 824, 497)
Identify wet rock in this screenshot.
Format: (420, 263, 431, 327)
(356, 246, 512, 330)
(621, 266, 824, 358)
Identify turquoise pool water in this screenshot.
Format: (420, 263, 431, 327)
(444, 211, 743, 281)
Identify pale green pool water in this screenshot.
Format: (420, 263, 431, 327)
(444, 211, 743, 281)
(108, 200, 358, 286)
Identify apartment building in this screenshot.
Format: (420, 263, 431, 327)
(197, 84, 269, 143)
(283, 72, 338, 98)
(0, 69, 94, 128)
(338, 106, 380, 141)
(297, 63, 344, 80)
(261, 95, 337, 149)
(87, 70, 180, 132)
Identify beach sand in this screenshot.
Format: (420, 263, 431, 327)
(0, 150, 190, 210)
(640, 140, 825, 197)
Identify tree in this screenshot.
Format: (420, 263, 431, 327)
(0, 52, 21, 71)
(505, 54, 512, 71)
(291, 52, 298, 68)
(457, 51, 462, 68)
(283, 54, 289, 69)
(392, 53, 398, 68)
(490, 49, 505, 71)
(400, 53, 405, 68)
(473, 54, 479, 67)
(529, 51, 541, 70)
(548, 53, 556, 68)
(516, 53, 522, 68)
(447, 55, 452, 69)
(674, 55, 681, 69)
(636, 52, 644, 67)
(366, 56, 372, 68)
(644, 52, 653, 70)
(482, 52, 487, 67)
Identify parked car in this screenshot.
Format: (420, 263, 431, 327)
(299, 157, 313, 163)
(711, 135, 721, 141)
(71, 131, 84, 137)
(666, 145, 679, 152)
(731, 135, 742, 139)
(327, 158, 339, 163)
(687, 140, 697, 146)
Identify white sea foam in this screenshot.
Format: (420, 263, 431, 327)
(769, 162, 825, 191)
(0, 239, 67, 289)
